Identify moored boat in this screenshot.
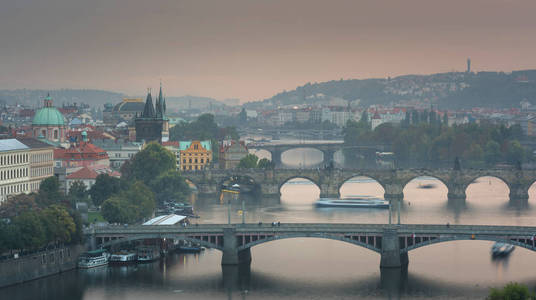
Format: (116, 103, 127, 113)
(315, 196, 389, 208)
(137, 246, 161, 262)
(109, 250, 137, 264)
(78, 249, 109, 269)
(491, 242, 515, 257)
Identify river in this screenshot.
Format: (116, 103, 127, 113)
(4, 148, 536, 299)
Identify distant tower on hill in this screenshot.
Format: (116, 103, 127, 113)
(467, 58, 471, 73)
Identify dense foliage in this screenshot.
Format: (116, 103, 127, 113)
(238, 154, 275, 169)
(101, 181, 155, 224)
(98, 143, 190, 223)
(89, 174, 122, 207)
(170, 113, 239, 141)
(344, 118, 529, 168)
(0, 179, 83, 253)
(488, 282, 536, 300)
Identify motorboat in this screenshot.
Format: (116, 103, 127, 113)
(491, 242, 515, 257)
(315, 196, 389, 208)
(109, 250, 137, 264)
(137, 246, 161, 262)
(78, 249, 109, 269)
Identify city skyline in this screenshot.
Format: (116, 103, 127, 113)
(1, 0, 536, 102)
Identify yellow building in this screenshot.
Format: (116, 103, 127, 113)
(179, 141, 212, 171)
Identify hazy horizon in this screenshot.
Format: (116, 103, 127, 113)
(2, 0, 536, 102)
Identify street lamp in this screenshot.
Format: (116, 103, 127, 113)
(221, 184, 241, 225)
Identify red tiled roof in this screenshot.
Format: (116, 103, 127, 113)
(66, 167, 98, 180)
(54, 142, 109, 160)
(162, 141, 179, 147)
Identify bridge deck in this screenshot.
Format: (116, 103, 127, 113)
(90, 223, 536, 236)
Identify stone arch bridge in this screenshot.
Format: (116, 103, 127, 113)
(89, 223, 536, 268)
(183, 168, 536, 201)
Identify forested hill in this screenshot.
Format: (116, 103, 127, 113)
(246, 70, 536, 109)
(0, 89, 125, 108)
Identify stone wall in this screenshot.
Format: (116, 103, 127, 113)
(0, 244, 86, 288)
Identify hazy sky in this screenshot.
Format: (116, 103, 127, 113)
(1, 0, 536, 102)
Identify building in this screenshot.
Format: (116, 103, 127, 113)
(92, 139, 143, 170)
(178, 140, 212, 171)
(54, 134, 110, 168)
(219, 140, 248, 169)
(103, 98, 145, 125)
(16, 138, 55, 193)
(371, 111, 383, 130)
(134, 85, 169, 143)
(31, 94, 66, 144)
(65, 165, 120, 193)
(0, 139, 30, 204)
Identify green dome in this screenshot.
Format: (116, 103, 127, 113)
(32, 107, 65, 126)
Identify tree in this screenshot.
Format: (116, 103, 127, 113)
(505, 140, 525, 165)
(68, 180, 88, 206)
(488, 282, 536, 300)
(36, 176, 64, 207)
(40, 205, 76, 244)
(484, 140, 502, 165)
(0, 222, 22, 252)
(0, 193, 38, 219)
(238, 154, 259, 169)
(257, 158, 275, 169)
(122, 142, 176, 184)
(150, 170, 191, 204)
(13, 211, 46, 250)
(101, 181, 155, 224)
(89, 174, 122, 207)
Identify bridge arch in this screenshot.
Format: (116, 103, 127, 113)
(401, 175, 449, 200)
(280, 147, 325, 168)
(464, 175, 511, 200)
(237, 233, 381, 254)
(98, 234, 222, 251)
(403, 236, 536, 254)
(338, 175, 386, 198)
(278, 175, 321, 194)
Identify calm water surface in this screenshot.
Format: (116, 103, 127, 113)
(5, 149, 536, 299)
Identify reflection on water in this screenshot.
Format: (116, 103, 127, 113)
(5, 153, 536, 299)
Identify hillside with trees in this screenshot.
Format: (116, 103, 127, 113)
(246, 70, 536, 109)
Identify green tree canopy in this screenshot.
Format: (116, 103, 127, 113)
(257, 158, 275, 169)
(0, 194, 38, 219)
(89, 174, 122, 207)
(238, 154, 259, 169)
(101, 181, 155, 224)
(122, 142, 176, 184)
(13, 211, 46, 250)
(36, 176, 64, 207)
(40, 205, 76, 244)
(150, 170, 191, 204)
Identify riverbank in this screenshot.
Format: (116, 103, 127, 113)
(0, 244, 86, 288)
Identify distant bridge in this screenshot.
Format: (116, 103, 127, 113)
(246, 141, 388, 167)
(182, 168, 536, 202)
(88, 223, 536, 268)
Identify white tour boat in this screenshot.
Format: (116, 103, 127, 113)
(315, 196, 389, 208)
(78, 249, 109, 269)
(109, 250, 137, 264)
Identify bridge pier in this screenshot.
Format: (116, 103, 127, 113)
(509, 184, 530, 201)
(321, 149, 337, 167)
(260, 183, 280, 197)
(447, 184, 466, 201)
(270, 150, 283, 168)
(222, 227, 252, 265)
(380, 229, 408, 268)
(319, 183, 339, 198)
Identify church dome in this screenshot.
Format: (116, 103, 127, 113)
(32, 95, 65, 126)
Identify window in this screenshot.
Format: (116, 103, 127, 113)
(194, 159, 198, 163)
(54, 130, 58, 139)
(183, 159, 186, 163)
(201, 158, 204, 163)
(195, 165, 198, 170)
(189, 159, 192, 163)
(194, 144, 198, 150)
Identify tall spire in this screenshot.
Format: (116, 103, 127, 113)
(142, 90, 155, 118)
(156, 81, 165, 119)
